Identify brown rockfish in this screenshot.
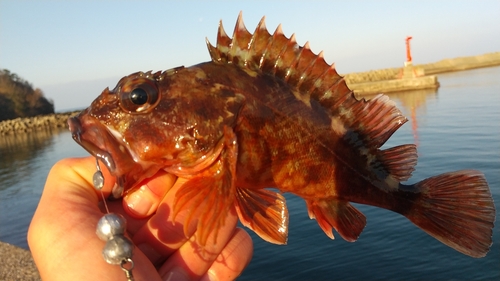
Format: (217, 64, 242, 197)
(68, 12, 495, 258)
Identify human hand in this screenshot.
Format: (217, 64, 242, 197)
(28, 156, 253, 281)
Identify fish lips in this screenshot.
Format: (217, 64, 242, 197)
(68, 115, 134, 199)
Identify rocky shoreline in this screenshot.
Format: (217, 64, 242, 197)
(0, 111, 79, 135)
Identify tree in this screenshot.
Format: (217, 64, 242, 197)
(0, 69, 54, 121)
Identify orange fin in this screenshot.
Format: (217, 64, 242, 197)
(340, 94, 408, 149)
(206, 13, 352, 114)
(173, 126, 238, 246)
(306, 199, 366, 242)
(378, 144, 417, 182)
(404, 170, 495, 258)
(173, 175, 233, 246)
(235, 188, 289, 244)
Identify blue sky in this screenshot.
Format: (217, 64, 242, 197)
(1, 1, 499, 111)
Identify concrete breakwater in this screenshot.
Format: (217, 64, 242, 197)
(420, 52, 500, 75)
(343, 52, 500, 84)
(344, 64, 439, 95)
(348, 75, 439, 96)
(0, 111, 79, 135)
(343, 52, 500, 94)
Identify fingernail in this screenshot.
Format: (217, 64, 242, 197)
(163, 267, 190, 281)
(200, 270, 218, 281)
(124, 185, 153, 216)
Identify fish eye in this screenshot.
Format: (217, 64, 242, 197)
(130, 88, 149, 105)
(119, 80, 159, 113)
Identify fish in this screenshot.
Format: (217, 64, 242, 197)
(68, 12, 495, 258)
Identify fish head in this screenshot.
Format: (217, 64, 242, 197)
(68, 66, 244, 198)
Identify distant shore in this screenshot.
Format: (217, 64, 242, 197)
(1, 52, 499, 135)
(0, 111, 79, 135)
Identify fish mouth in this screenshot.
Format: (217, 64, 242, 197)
(68, 116, 117, 172)
(68, 115, 136, 199)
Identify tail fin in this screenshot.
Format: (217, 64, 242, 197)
(404, 170, 495, 258)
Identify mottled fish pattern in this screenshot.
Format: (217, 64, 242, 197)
(69, 12, 495, 258)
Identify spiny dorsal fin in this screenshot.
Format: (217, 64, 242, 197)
(206, 12, 406, 149)
(206, 13, 343, 97)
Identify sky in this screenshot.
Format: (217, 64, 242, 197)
(1, 1, 499, 111)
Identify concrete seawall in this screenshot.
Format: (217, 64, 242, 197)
(420, 52, 500, 74)
(348, 75, 439, 95)
(344, 52, 500, 94)
(344, 52, 500, 84)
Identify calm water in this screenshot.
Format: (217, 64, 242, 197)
(1, 67, 499, 280)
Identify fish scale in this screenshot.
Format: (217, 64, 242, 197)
(69, 12, 495, 259)
(208, 14, 415, 193)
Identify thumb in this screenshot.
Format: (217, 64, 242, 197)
(28, 157, 161, 281)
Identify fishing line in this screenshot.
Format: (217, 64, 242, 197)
(93, 158, 135, 281)
(93, 159, 109, 213)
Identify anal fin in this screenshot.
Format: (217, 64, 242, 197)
(306, 198, 366, 242)
(235, 188, 289, 244)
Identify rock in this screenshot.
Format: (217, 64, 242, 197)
(0, 241, 40, 281)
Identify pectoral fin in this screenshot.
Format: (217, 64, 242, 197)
(235, 188, 289, 244)
(173, 126, 238, 246)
